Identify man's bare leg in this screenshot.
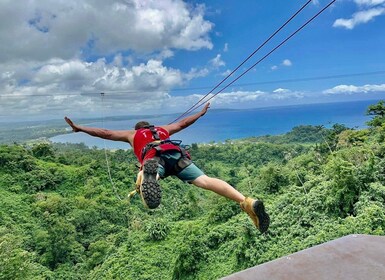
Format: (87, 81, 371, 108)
(191, 175, 245, 203)
(191, 174, 270, 233)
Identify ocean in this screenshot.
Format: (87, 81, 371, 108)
(50, 100, 377, 149)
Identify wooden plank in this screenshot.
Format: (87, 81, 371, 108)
(222, 234, 385, 280)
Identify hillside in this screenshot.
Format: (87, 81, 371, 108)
(0, 102, 384, 280)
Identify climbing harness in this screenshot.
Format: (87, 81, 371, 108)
(144, 140, 192, 177)
(139, 125, 192, 177)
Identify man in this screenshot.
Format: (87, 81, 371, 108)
(64, 103, 269, 233)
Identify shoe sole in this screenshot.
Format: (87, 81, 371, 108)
(253, 200, 270, 233)
(140, 159, 161, 209)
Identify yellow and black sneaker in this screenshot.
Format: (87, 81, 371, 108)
(138, 159, 162, 209)
(240, 197, 270, 233)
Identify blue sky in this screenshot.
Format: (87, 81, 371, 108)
(1, 0, 385, 121)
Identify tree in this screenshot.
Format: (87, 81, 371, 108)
(366, 100, 385, 127)
(32, 143, 55, 159)
(258, 162, 289, 193)
(0, 228, 50, 279)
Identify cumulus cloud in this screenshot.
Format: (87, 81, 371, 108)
(0, 50, 225, 120)
(271, 59, 292, 71)
(211, 91, 266, 104)
(0, 57, 185, 118)
(333, 0, 385, 29)
(323, 83, 385, 94)
(25, 58, 183, 92)
(270, 88, 304, 100)
(0, 0, 213, 63)
(0, 0, 218, 120)
(333, 7, 385, 29)
(194, 88, 305, 107)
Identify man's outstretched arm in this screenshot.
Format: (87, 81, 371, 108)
(64, 117, 134, 143)
(162, 103, 210, 135)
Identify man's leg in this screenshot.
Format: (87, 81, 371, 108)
(191, 175, 270, 233)
(191, 175, 245, 202)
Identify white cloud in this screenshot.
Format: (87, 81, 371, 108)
(269, 88, 304, 101)
(185, 67, 210, 80)
(323, 83, 385, 94)
(273, 88, 291, 94)
(282, 59, 292, 67)
(333, 0, 385, 29)
(0, 0, 213, 63)
(333, 6, 385, 29)
(0, 0, 218, 120)
(223, 43, 229, 52)
(312, 0, 320, 5)
(157, 49, 175, 60)
(221, 69, 232, 77)
(189, 88, 305, 108)
(209, 54, 225, 68)
(271, 59, 291, 71)
(355, 0, 385, 7)
(205, 91, 265, 105)
(0, 57, 185, 118)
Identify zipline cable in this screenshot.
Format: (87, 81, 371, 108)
(170, 0, 337, 123)
(100, 92, 122, 201)
(169, 0, 314, 124)
(193, 0, 338, 112)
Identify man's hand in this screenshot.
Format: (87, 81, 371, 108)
(64, 117, 80, 132)
(200, 102, 210, 116)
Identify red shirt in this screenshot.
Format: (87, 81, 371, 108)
(133, 127, 170, 164)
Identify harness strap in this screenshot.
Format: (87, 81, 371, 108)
(172, 156, 192, 175)
(141, 140, 192, 178)
(143, 125, 160, 140)
(141, 140, 161, 161)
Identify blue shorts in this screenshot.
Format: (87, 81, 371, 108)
(157, 151, 204, 183)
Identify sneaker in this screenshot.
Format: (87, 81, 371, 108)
(139, 159, 162, 209)
(240, 197, 270, 233)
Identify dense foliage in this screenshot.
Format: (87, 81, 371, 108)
(1, 102, 384, 279)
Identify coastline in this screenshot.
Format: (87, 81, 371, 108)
(49, 99, 375, 149)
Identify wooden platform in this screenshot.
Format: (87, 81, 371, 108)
(222, 234, 385, 280)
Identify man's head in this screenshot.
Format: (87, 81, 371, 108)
(135, 121, 150, 130)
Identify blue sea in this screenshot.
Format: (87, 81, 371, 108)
(50, 100, 377, 149)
